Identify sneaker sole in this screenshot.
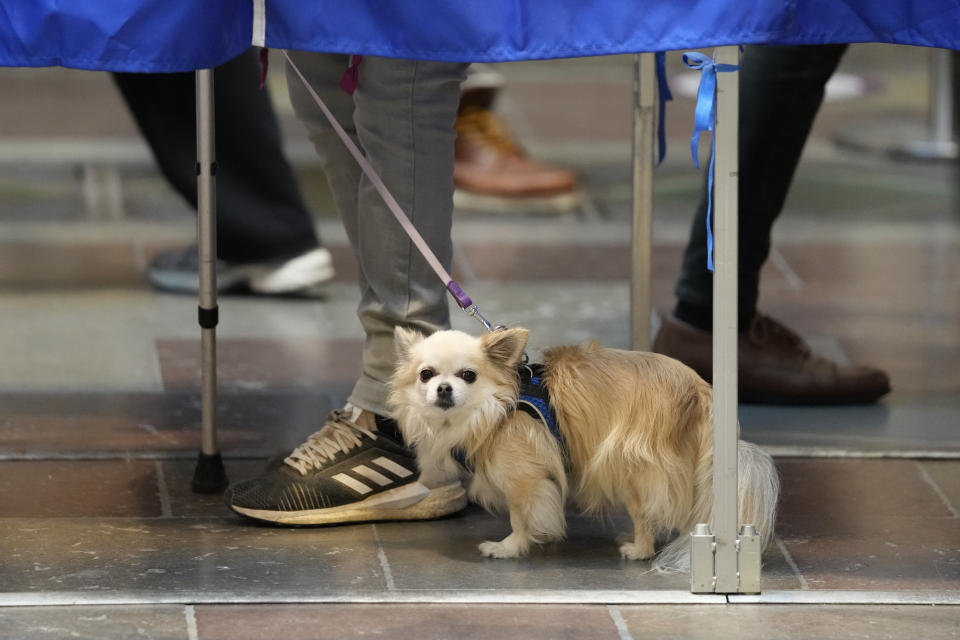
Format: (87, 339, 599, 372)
(229, 480, 467, 525)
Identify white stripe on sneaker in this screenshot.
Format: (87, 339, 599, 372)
(332, 473, 373, 495)
(372, 456, 414, 478)
(353, 465, 393, 486)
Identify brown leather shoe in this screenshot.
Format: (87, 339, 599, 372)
(652, 313, 891, 405)
(453, 93, 579, 213)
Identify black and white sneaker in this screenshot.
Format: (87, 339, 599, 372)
(225, 404, 466, 525)
(147, 245, 334, 297)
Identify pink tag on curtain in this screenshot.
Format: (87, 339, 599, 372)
(339, 55, 363, 95)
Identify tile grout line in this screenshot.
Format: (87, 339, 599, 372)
(775, 535, 810, 590)
(915, 460, 960, 518)
(0, 451, 274, 461)
(154, 460, 173, 518)
(606, 605, 634, 640)
(184, 604, 199, 640)
(3, 589, 957, 606)
(769, 247, 804, 291)
(371, 524, 396, 591)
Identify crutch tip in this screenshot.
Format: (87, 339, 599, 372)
(191, 451, 229, 494)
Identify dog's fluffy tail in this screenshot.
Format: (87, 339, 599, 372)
(652, 438, 779, 574)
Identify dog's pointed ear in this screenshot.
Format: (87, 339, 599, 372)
(481, 327, 529, 368)
(394, 326, 424, 361)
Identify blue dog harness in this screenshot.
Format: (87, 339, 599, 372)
(516, 363, 562, 444)
(453, 363, 562, 470)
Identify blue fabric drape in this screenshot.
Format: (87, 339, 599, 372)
(1, 0, 958, 71)
(264, 0, 960, 62)
(0, 0, 250, 71)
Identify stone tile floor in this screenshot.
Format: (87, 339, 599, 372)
(1, 45, 959, 637)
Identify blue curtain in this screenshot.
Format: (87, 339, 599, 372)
(1, 0, 958, 71)
(0, 0, 250, 71)
(264, 0, 960, 62)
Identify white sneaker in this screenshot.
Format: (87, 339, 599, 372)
(249, 247, 335, 295)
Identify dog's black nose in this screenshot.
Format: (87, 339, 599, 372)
(435, 382, 455, 410)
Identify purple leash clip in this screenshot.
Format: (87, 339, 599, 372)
(446, 280, 472, 309)
(448, 280, 500, 332)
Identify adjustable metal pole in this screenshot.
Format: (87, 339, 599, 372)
(191, 68, 228, 493)
(898, 48, 958, 160)
(711, 45, 741, 593)
(630, 53, 656, 351)
(928, 49, 957, 158)
(834, 48, 957, 161)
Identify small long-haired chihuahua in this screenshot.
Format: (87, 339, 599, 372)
(388, 327, 779, 572)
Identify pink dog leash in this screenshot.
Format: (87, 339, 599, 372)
(282, 50, 500, 333)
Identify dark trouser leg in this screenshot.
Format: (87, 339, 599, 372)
(674, 44, 848, 331)
(113, 48, 320, 263)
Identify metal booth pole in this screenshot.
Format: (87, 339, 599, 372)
(710, 44, 743, 593)
(191, 68, 228, 493)
(630, 52, 656, 351)
(833, 48, 957, 161)
(925, 49, 958, 159)
(688, 46, 761, 594)
(891, 48, 957, 160)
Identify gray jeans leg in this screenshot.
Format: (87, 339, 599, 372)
(286, 53, 468, 415)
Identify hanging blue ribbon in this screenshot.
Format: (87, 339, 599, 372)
(682, 51, 738, 271)
(654, 52, 673, 166)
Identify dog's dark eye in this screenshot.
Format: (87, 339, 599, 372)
(419, 368, 435, 382)
(458, 369, 477, 384)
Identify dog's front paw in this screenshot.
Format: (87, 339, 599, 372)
(619, 541, 655, 560)
(479, 538, 522, 558)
